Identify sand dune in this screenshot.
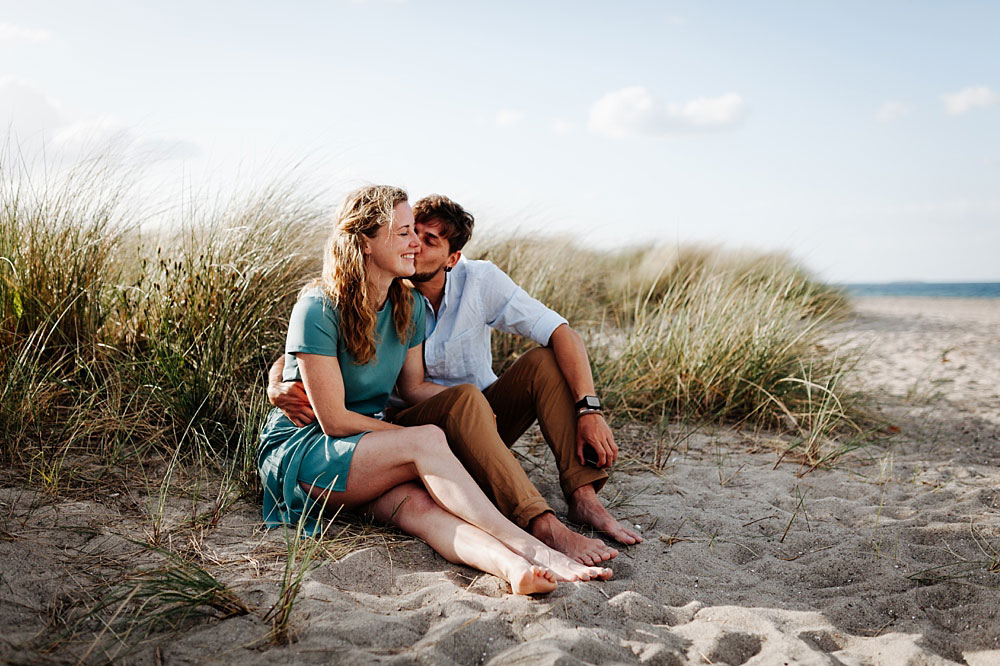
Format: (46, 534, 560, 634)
(1, 297, 998, 664)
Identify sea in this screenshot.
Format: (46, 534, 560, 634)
(841, 282, 1000, 299)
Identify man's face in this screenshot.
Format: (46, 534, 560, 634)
(411, 218, 459, 282)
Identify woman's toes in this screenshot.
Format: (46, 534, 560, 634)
(510, 565, 558, 595)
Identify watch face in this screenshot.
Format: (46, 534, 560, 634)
(583, 396, 601, 409)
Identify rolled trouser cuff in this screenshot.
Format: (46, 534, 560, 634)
(561, 465, 609, 501)
(510, 496, 553, 530)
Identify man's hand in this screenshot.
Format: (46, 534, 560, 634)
(267, 356, 315, 427)
(267, 379, 316, 427)
(576, 412, 618, 468)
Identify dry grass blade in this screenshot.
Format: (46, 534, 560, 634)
(264, 491, 338, 645)
(53, 542, 251, 662)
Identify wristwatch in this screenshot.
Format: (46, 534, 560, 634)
(574, 395, 602, 415)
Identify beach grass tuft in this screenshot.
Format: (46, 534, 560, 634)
(52, 543, 251, 663)
(470, 234, 860, 465)
(2, 148, 863, 496)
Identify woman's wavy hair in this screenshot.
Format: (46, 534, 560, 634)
(317, 185, 414, 364)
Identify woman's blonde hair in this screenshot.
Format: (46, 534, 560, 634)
(318, 185, 414, 364)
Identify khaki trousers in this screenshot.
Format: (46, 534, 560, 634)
(392, 347, 608, 529)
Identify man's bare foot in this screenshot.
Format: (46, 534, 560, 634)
(529, 512, 618, 565)
(567, 484, 644, 546)
(507, 563, 557, 595)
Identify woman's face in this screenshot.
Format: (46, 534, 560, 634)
(365, 202, 420, 280)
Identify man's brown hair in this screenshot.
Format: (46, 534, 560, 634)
(412, 194, 475, 253)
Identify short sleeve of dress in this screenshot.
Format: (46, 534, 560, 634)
(408, 288, 426, 349)
(286, 292, 340, 356)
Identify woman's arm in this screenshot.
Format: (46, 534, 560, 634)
(297, 352, 402, 436)
(395, 343, 447, 405)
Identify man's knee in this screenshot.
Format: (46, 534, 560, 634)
(520, 346, 556, 367)
(445, 383, 492, 411)
(516, 347, 560, 382)
(439, 384, 498, 439)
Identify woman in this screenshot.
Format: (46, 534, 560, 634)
(258, 185, 611, 594)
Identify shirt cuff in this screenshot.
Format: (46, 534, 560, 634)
(530, 312, 569, 346)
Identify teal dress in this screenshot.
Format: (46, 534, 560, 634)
(258, 286, 425, 534)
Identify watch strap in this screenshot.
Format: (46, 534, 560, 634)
(574, 395, 602, 411)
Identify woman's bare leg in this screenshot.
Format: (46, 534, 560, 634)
(301, 425, 611, 582)
(368, 482, 556, 595)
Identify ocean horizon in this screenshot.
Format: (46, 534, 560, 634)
(840, 282, 1000, 299)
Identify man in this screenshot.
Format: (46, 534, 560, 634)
(269, 195, 641, 564)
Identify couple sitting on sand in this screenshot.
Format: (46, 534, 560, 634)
(258, 185, 642, 594)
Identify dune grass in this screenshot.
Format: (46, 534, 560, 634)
(469, 235, 859, 462)
(1, 151, 862, 502)
(1, 151, 324, 496)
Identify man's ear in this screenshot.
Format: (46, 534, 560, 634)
(445, 251, 461, 270)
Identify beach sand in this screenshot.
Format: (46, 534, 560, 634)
(2, 297, 998, 664)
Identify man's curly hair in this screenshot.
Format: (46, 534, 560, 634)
(412, 194, 475, 253)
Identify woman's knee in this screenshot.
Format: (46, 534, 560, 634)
(392, 483, 438, 516)
(373, 482, 437, 525)
(409, 423, 450, 456)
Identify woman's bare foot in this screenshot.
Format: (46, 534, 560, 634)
(567, 484, 643, 546)
(529, 512, 618, 565)
(519, 541, 613, 582)
(507, 563, 558, 595)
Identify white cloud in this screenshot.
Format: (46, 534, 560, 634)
(496, 108, 525, 127)
(588, 87, 746, 138)
(0, 22, 52, 43)
(876, 101, 909, 123)
(0, 77, 64, 140)
(897, 198, 1000, 217)
(676, 93, 746, 127)
(551, 119, 577, 134)
(1, 78, 199, 164)
(942, 85, 998, 116)
(53, 116, 201, 162)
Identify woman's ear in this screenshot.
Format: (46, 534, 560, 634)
(362, 236, 372, 255)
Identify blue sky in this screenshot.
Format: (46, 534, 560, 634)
(1, 1, 998, 281)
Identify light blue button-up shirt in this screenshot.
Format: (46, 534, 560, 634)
(418, 256, 568, 390)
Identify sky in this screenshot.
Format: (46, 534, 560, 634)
(1, 1, 998, 282)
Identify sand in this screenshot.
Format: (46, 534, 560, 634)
(1, 297, 998, 665)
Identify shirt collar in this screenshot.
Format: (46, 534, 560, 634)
(441, 255, 468, 313)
